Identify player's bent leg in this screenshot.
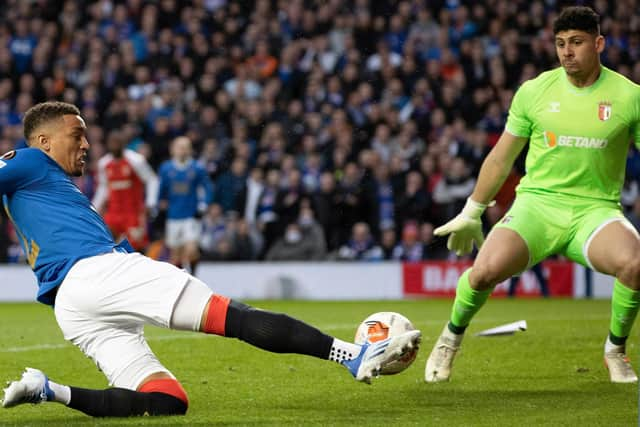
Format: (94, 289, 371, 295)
(426, 228, 529, 383)
(2, 368, 188, 417)
(586, 220, 640, 383)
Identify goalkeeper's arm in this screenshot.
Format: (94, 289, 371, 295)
(435, 131, 528, 255)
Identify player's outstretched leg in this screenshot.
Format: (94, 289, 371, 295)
(171, 281, 421, 383)
(425, 269, 492, 382)
(2, 368, 189, 416)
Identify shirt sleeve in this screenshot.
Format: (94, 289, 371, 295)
(125, 150, 159, 209)
(0, 149, 41, 196)
(632, 87, 640, 149)
(505, 80, 534, 138)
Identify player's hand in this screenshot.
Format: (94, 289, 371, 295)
(434, 198, 490, 256)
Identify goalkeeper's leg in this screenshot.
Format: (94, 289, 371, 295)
(586, 219, 640, 383)
(425, 228, 529, 382)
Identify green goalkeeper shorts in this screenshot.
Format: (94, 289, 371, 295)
(492, 191, 627, 269)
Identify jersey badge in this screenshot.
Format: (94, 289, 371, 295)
(548, 102, 560, 113)
(0, 150, 16, 160)
(598, 101, 611, 121)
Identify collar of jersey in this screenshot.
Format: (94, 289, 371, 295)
(562, 65, 605, 95)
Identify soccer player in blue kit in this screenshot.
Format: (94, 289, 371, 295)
(158, 136, 213, 274)
(0, 102, 421, 417)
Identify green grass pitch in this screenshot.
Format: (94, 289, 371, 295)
(0, 299, 637, 426)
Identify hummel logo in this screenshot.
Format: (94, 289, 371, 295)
(548, 102, 560, 113)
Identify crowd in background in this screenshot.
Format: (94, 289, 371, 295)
(0, 0, 639, 263)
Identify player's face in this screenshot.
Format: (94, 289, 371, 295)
(48, 114, 89, 176)
(171, 138, 191, 162)
(106, 132, 125, 157)
(555, 30, 604, 79)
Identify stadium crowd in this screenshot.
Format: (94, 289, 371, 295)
(0, 0, 639, 263)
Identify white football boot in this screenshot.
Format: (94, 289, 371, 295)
(343, 330, 422, 384)
(604, 348, 638, 383)
(425, 325, 463, 382)
(2, 368, 54, 408)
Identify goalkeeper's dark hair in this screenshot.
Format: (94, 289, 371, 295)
(23, 101, 81, 144)
(553, 6, 600, 35)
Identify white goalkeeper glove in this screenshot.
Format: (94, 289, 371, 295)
(434, 198, 491, 256)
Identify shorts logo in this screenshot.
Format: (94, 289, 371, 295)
(598, 101, 611, 121)
(501, 215, 513, 224)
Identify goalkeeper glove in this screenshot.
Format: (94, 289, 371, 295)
(434, 198, 491, 256)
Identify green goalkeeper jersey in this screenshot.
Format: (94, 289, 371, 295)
(505, 65, 640, 202)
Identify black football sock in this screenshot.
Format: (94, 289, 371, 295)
(68, 387, 187, 417)
(225, 300, 334, 359)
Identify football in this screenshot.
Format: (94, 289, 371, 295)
(354, 311, 419, 375)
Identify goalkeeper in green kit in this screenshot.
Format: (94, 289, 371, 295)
(425, 6, 640, 384)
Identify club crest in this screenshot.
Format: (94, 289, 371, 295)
(598, 101, 611, 121)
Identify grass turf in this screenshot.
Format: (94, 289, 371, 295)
(0, 299, 637, 426)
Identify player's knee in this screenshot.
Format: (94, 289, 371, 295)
(139, 379, 189, 415)
(616, 256, 640, 290)
(469, 264, 503, 290)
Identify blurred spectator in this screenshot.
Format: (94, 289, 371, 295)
(433, 156, 475, 222)
(335, 222, 383, 262)
(229, 217, 261, 261)
(395, 170, 431, 230)
(312, 171, 342, 251)
(214, 157, 248, 213)
(200, 203, 228, 259)
(380, 227, 397, 260)
(392, 221, 423, 262)
(266, 204, 327, 261)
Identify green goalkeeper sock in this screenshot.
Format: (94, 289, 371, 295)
(449, 268, 493, 334)
(609, 279, 640, 344)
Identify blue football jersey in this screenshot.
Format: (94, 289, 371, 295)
(0, 148, 128, 305)
(158, 159, 213, 219)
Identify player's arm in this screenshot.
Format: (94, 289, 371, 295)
(125, 150, 159, 210)
(434, 132, 527, 256)
(435, 79, 534, 256)
(91, 156, 109, 214)
(470, 132, 528, 204)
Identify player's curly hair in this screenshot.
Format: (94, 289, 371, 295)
(23, 101, 81, 144)
(553, 6, 600, 35)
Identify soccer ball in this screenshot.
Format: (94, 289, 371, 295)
(354, 311, 418, 375)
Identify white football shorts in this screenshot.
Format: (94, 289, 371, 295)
(54, 251, 205, 390)
(165, 218, 201, 248)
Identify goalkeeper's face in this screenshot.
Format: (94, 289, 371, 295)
(555, 30, 604, 79)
